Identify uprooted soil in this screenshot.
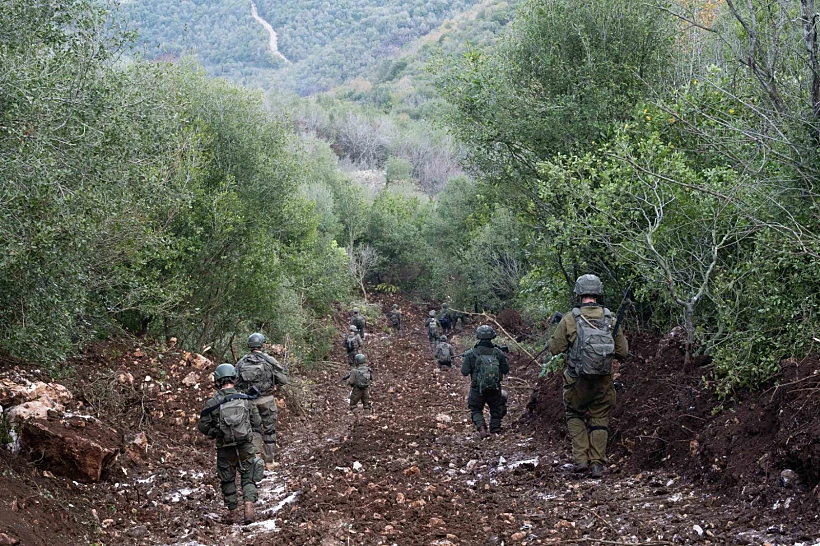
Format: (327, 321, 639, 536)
(0, 297, 819, 545)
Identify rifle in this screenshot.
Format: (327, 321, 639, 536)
(452, 344, 510, 359)
(340, 373, 351, 383)
(611, 285, 633, 339)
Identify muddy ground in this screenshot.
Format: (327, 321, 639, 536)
(0, 296, 819, 545)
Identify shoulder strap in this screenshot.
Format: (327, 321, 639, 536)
(571, 307, 582, 318)
(200, 393, 253, 417)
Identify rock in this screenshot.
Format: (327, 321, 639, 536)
(435, 413, 452, 423)
(133, 349, 144, 358)
(656, 326, 686, 357)
(402, 465, 420, 476)
(0, 533, 20, 545)
(18, 418, 120, 482)
(396, 492, 405, 504)
(7, 398, 62, 422)
(511, 532, 526, 541)
(693, 524, 704, 536)
(352, 461, 364, 472)
(128, 525, 148, 538)
(779, 469, 799, 488)
(0, 379, 30, 407)
(466, 459, 478, 472)
(181, 371, 200, 387)
(126, 432, 149, 461)
(117, 372, 134, 386)
(188, 353, 212, 370)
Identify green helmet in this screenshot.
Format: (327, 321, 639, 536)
(349, 325, 357, 332)
(352, 307, 360, 313)
(248, 332, 265, 349)
(392, 304, 399, 309)
(429, 310, 436, 317)
(476, 325, 497, 340)
(354, 353, 367, 364)
(213, 363, 237, 385)
(573, 274, 603, 296)
(439, 335, 447, 342)
(442, 303, 448, 309)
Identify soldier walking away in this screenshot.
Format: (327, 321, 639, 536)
(346, 353, 373, 417)
(425, 310, 440, 349)
(388, 303, 402, 331)
(351, 306, 367, 336)
(198, 364, 264, 525)
(235, 333, 288, 465)
(435, 335, 455, 370)
(461, 325, 509, 438)
(548, 274, 628, 479)
(344, 325, 363, 365)
(438, 303, 452, 335)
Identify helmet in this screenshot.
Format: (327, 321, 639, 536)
(354, 353, 367, 364)
(248, 333, 265, 349)
(349, 325, 357, 332)
(475, 325, 497, 340)
(442, 303, 448, 309)
(439, 335, 447, 342)
(213, 363, 237, 385)
(352, 307, 360, 313)
(573, 274, 603, 296)
(392, 304, 399, 309)
(429, 310, 435, 317)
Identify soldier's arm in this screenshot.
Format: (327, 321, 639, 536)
(249, 401, 262, 433)
(614, 330, 628, 361)
(347, 369, 357, 386)
(498, 350, 510, 376)
(197, 400, 218, 438)
(449, 345, 455, 357)
(548, 314, 572, 355)
(460, 353, 472, 376)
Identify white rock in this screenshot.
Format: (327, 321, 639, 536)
(465, 459, 478, 472)
(435, 413, 452, 423)
(353, 461, 363, 472)
(182, 371, 199, 387)
(693, 525, 704, 536)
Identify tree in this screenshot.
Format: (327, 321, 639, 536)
(347, 244, 381, 299)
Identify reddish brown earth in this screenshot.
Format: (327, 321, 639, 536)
(0, 296, 819, 545)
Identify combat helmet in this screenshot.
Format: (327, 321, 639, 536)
(475, 324, 497, 340)
(573, 274, 603, 297)
(442, 303, 448, 309)
(392, 304, 399, 309)
(352, 306, 360, 313)
(354, 353, 367, 364)
(349, 325, 357, 332)
(439, 335, 447, 342)
(213, 363, 237, 386)
(248, 332, 265, 349)
(429, 310, 436, 317)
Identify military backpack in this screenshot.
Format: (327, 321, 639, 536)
(237, 353, 274, 393)
(354, 365, 372, 388)
(352, 314, 366, 331)
(344, 334, 357, 352)
(389, 310, 400, 326)
(435, 342, 451, 363)
(427, 318, 439, 336)
(216, 395, 253, 446)
(567, 307, 615, 376)
(475, 351, 501, 393)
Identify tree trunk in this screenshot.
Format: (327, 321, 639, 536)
(683, 302, 695, 370)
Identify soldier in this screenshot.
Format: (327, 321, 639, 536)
(346, 353, 373, 416)
(351, 306, 367, 336)
(461, 325, 509, 438)
(235, 333, 288, 465)
(343, 325, 363, 365)
(424, 310, 439, 348)
(438, 303, 452, 335)
(435, 335, 455, 370)
(388, 303, 402, 331)
(198, 363, 264, 525)
(548, 274, 628, 479)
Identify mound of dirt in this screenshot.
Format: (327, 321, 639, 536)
(522, 329, 820, 516)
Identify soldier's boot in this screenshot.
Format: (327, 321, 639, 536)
(590, 464, 605, 479)
(477, 425, 489, 439)
(243, 501, 255, 524)
(225, 506, 241, 525)
(263, 442, 276, 464)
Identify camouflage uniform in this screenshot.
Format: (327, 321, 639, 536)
(344, 331, 363, 365)
(388, 305, 402, 330)
(461, 340, 509, 433)
(347, 366, 372, 414)
(425, 314, 440, 347)
(235, 350, 286, 463)
(549, 304, 628, 469)
(351, 311, 366, 335)
(197, 387, 263, 511)
(435, 339, 455, 370)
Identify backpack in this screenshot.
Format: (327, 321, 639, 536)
(354, 365, 372, 388)
(389, 311, 400, 325)
(475, 351, 501, 393)
(427, 318, 439, 335)
(438, 312, 451, 329)
(352, 314, 366, 331)
(344, 334, 357, 352)
(216, 395, 253, 446)
(435, 342, 451, 363)
(237, 353, 273, 393)
(567, 307, 615, 376)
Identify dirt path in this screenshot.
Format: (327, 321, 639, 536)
(250, 1, 288, 63)
(157, 299, 817, 546)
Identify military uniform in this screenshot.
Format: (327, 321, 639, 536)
(435, 339, 455, 370)
(344, 331, 363, 365)
(461, 339, 509, 433)
(235, 350, 286, 463)
(351, 311, 366, 335)
(425, 315, 439, 347)
(198, 387, 263, 514)
(549, 303, 628, 470)
(388, 306, 402, 330)
(347, 365, 372, 414)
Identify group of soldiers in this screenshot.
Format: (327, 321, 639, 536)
(199, 273, 628, 523)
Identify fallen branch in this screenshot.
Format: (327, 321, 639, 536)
(450, 307, 535, 362)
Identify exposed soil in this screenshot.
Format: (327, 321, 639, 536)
(0, 297, 819, 545)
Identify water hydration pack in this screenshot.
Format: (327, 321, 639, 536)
(567, 307, 615, 376)
(354, 365, 372, 388)
(476, 352, 501, 393)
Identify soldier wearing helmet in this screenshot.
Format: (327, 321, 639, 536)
(351, 306, 367, 336)
(343, 325, 363, 365)
(388, 303, 402, 330)
(434, 334, 455, 371)
(198, 364, 263, 524)
(235, 333, 288, 465)
(424, 310, 440, 349)
(548, 274, 628, 479)
(461, 325, 510, 438)
(345, 353, 373, 416)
